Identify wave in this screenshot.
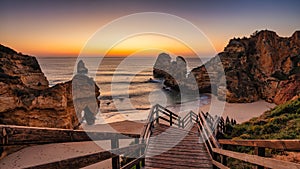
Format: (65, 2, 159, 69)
(96, 73, 152, 77)
(100, 89, 157, 100)
(100, 107, 151, 114)
(97, 80, 153, 85)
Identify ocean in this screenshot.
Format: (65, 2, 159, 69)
(37, 56, 211, 123)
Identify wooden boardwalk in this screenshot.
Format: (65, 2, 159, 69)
(145, 123, 212, 169)
(1, 104, 300, 169)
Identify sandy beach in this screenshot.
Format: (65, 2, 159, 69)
(200, 95, 276, 123)
(0, 98, 276, 168)
(0, 121, 144, 169)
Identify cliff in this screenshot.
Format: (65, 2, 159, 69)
(157, 30, 300, 104)
(0, 44, 100, 129)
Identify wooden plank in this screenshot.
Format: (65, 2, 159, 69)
(157, 104, 179, 118)
(25, 143, 145, 169)
(219, 139, 300, 151)
(198, 112, 220, 148)
(0, 125, 140, 146)
(145, 123, 213, 168)
(212, 148, 300, 169)
(212, 160, 230, 169)
(121, 155, 145, 169)
(141, 107, 155, 138)
(158, 116, 180, 126)
(159, 116, 171, 123)
(158, 110, 178, 120)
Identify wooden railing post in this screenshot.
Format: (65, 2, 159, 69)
(170, 111, 173, 126)
(177, 117, 181, 128)
(134, 138, 141, 169)
(212, 152, 218, 169)
(155, 106, 159, 124)
(255, 147, 265, 169)
(221, 145, 227, 166)
(111, 137, 120, 169)
(141, 140, 145, 167)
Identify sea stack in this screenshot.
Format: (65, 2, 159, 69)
(153, 53, 188, 90)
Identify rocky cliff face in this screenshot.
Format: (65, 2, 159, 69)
(0, 44, 100, 129)
(158, 30, 300, 104)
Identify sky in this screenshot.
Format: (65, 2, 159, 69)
(1, 0, 300, 57)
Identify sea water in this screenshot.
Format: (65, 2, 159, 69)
(37, 56, 211, 123)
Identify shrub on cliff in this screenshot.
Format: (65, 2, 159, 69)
(230, 97, 300, 139)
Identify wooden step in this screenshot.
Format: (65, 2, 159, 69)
(157, 124, 199, 132)
(145, 158, 212, 169)
(147, 142, 205, 149)
(145, 151, 211, 160)
(148, 136, 200, 141)
(145, 123, 213, 168)
(148, 139, 203, 145)
(146, 156, 211, 165)
(150, 132, 200, 139)
(146, 147, 208, 154)
(152, 127, 198, 135)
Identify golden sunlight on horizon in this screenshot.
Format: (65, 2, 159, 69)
(0, 32, 231, 58)
(105, 34, 199, 57)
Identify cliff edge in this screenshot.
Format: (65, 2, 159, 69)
(155, 30, 300, 104)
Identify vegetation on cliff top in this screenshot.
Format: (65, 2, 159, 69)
(230, 97, 300, 139)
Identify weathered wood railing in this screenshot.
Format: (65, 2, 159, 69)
(194, 111, 300, 169)
(0, 125, 140, 145)
(141, 104, 198, 143)
(217, 139, 300, 169)
(196, 111, 227, 169)
(140, 105, 300, 169)
(141, 104, 182, 144)
(2, 104, 300, 169)
(0, 124, 144, 169)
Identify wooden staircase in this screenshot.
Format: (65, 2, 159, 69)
(2, 104, 300, 169)
(145, 123, 212, 169)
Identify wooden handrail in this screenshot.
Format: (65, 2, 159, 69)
(219, 139, 300, 151)
(141, 105, 157, 139)
(0, 125, 140, 146)
(180, 111, 198, 128)
(121, 154, 145, 169)
(196, 111, 229, 169)
(156, 104, 179, 118)
(199, 112, 220, 148)
(2, 104, 195, 169)
(25, 143, 145, 169)
(212, 160, 230, 169)
(140, 105, 300, 169)
(158, 116, 181, 127)
(193, 110, 300, 169)
(158, 110, 178, 120)
(212, 147, 300, 169)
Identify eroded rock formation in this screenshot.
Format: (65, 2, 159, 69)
(0, 45, 100, 129)
(157, 30, 300, 104)
(153, 53, 188, 90)
(153, 53, 172, 78)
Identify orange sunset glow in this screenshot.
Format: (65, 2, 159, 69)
(1, 1, 300, 57)
(103, 34, 199, 57)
